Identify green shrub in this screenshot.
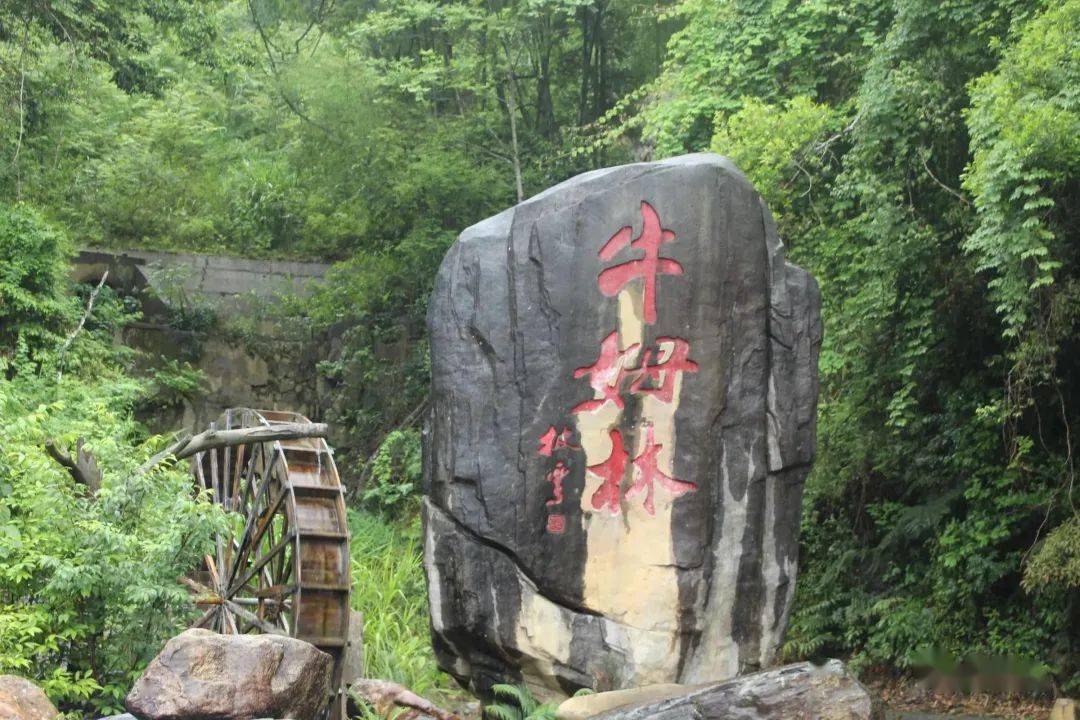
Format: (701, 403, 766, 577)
(360, 430, 422, 516)
(348, 510, 447, 697)
(0, 374, 222, 716)
(0, 204, 72, 372)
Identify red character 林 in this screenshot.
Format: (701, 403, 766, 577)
(625, 424, 697, 515)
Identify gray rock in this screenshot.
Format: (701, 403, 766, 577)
(0, 675, 59, 720)
(97, 715, 138, 720)
(424, 153, 822, 698)
(124, 628, 332, 720)
(568, 660, 880, 719)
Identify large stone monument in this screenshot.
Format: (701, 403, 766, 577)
(423, 154, 822, 698)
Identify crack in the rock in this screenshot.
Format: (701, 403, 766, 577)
(427, 499, 603, 619)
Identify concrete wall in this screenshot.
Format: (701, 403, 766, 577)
(72, 248, 337, 430)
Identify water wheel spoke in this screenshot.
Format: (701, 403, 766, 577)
(237, 442, 264, 527)
(224, 598, 287, 636)
(192, 606, 217, 629)
(221, 604, 240, 634)
(229, 464, 275, 581)
(230, 529, 295, 597)
(210, 446, 226, 582)
(249, 487, 287, 560)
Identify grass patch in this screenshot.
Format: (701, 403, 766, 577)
(348, 509, 449, 697)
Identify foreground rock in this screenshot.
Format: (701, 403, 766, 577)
(347, 679, 460, 719)
(1052, 699, 1078, 720)
(0, 676, 59, 720)
(424, 153, 822, 696)
(557, 661, 879, 719)
(125, 629, 332, 720)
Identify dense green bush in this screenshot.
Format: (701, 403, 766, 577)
(0, 204, 72, 371)
(360, 430, 423, 516)
(0, 199, 219, 715)
(0, 375, 221, 716)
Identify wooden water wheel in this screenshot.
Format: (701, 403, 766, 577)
(185, 408, 351, 706)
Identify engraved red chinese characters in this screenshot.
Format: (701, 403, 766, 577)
(538, 426, 579, 456)
(597, 201, 683, 325)
(625, 425, 697, 515)
(629, 337, 699, 404)
(545, 461, 569, 507)
(572, 332, 640, 414)
(588, 429, 629, 515)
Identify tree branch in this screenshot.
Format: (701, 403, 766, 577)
(56, 270, 109, 381)
(351, 396, 429, 497)
(922, 155, 971, 206)
(139, 422, 328, 474)
(44, 437, 102, 496)
(247, 0, 339, 138)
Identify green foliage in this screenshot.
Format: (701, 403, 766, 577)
(0, 374, 221, 716)
(361, 430, 423, 516)
(963, 0, 1080, 343)
(145, 359, 207, 409)
(1024, 516, 1080, 592)
(0, 204, 72, 370)
(484, 684, 560, 720)
(348, 510, 448, 697)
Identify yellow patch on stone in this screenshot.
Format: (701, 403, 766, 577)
(575, 285, 688, 683)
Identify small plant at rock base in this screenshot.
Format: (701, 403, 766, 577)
(360, 430, 422, 516)
(484, 684, 557, 720)
(484, 685, 592, 720)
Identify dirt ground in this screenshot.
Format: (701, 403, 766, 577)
(871, 677, 1055, 720)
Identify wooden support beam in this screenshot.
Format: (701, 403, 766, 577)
(139, 422, 327, 474)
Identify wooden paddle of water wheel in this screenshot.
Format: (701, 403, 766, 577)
(185, 408, 351, 714)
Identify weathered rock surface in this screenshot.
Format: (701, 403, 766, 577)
(0, 676, 59, 720)
(557, 685, 696, 720)
(424, 153, 823, 698)
(1052, 699, 1079, 720)
(124, 629, 332, 720)
(561, 661, 879, 720)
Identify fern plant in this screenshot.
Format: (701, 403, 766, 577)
(484, 684, 593, 720)
(484, 684, 556, 720)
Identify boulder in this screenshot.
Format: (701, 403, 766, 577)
(125, 628, 332, 720)
(1052, 699, 1078, 720)
(558, 661, 879, 720)
(0, 676, 59, 720)
(424, 153, 822, 697)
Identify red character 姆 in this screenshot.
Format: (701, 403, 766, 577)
(625, 424, 697, 515)
(630, 337, 700, 404)
(597, 201, 683, 325)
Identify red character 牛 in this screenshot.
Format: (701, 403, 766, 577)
(597, 201, 683, 325)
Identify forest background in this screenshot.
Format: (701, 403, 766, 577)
(0, 0, 1078, 716)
